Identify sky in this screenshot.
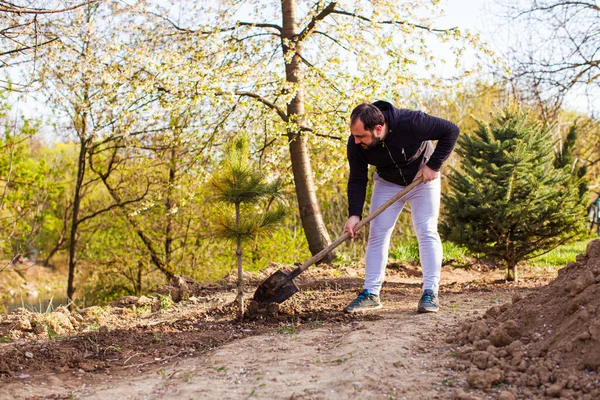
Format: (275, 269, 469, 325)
(441, 0, 495, 32)
(437, 0, 599, 115)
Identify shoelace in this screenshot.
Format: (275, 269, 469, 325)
(421, 292, 435, 304)
(350, 291, 370, 306)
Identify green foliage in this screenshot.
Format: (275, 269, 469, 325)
(440, 105, 588, 278)
(212, 135, 282, 206)
(242, 221, 311, 272)
(389, 240, 420, 264)
(211, 133, 287, 317)
(213, 206, 287, 244)
(0, 101, 69, 261)
(158, 294, 173, 311)
(390, 239, 472, 266)
(554, 123, 588, 200)
(211, 133, 287, 246)
(526, 238, 589, 268)
(276, 323, 297, 335)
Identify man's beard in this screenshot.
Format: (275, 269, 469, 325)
(361, 131, 383, 149)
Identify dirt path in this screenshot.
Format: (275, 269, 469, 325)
(0, 265, 552, 399)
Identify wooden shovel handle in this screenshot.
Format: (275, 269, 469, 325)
(289, 176, 424, 280)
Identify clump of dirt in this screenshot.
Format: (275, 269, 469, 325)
(0, 306, 83, 341)
(0, 295, 171, 342)
(448, 238, 600, 399)
(156, 275, 226, 302)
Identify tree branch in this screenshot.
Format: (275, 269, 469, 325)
(78, 185, 150, 225)
(298, 2, 337, 40)
(300, 126, 343, 141)
(0, 0, 100, 14)
(146, 11, 282, 34)
(0, 37, 59, 57)
(330, 9, 456, 33)
(313, 30, 356, 54)
(515, 1, 599, 15)
(234, 91, 289, 122)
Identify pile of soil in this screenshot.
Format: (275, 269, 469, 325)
(448, 238, 600, 399)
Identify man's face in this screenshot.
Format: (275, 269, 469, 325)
(350, 119, 384, 149)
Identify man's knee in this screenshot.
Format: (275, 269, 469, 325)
(414, 220, 439, 238)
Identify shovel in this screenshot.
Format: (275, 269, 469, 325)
(253, 176, 424, 304)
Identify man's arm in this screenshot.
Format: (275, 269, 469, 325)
(347, 136, 369, 218)
(410, 111, 460, 172)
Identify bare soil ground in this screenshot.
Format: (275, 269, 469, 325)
(1, 239, 599, 399)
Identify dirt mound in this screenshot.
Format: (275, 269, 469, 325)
(448, 238, 600, 399)
(0, 306, 82, 340)
(156, 275, 226, 302)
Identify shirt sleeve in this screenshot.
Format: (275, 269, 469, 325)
(410, 111, 460, 171)
(347, 136, 369, 218)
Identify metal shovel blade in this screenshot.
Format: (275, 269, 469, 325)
(253, 269, 299, 304)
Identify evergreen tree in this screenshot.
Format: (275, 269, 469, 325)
(211, 133, 286, 319)
(553, 123, 588, 200)
(440, 106, 587, 281)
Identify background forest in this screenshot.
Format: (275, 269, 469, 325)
(1, 0, 599, 309)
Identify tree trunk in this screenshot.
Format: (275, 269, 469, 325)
(165, 146, 176, 267)
(506, 263, 518, 282)
(136, 261, 143, 296)
(281, 0, 332, 258)
(235, 203, 244, 320)
(67, 136, 87, 304)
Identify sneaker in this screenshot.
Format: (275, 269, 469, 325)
(343, 289, 382, 313)
(417, 289, 439, 313)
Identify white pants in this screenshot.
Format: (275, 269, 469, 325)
(363, 174, 442, 295)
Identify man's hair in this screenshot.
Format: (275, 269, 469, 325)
(350, 103, 385, 130)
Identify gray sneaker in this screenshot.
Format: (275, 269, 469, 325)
(417, 289, 439, 313)
(344, 289, 382, 313)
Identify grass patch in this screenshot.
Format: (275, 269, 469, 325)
(390, 240, 420, 264)
(158, 294, 173, 311)
(527, 239, 590, 268)
(390, 239, 472, 265)
(276, 323, 297, 334)
(390, 237, 592, 270)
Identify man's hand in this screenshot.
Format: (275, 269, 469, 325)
(344, 215, 361, 238)
(416, 165, 439, 183)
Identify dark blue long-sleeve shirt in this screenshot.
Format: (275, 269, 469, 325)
(347, 101, 460, 217)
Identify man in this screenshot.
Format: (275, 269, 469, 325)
(590, 194, 600, 236)
(596, 195, 600, 236)
(343, 101, 459, 313)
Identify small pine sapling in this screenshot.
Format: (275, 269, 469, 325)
(211, 133, 286, 319)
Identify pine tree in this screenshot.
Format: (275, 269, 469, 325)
(553, 123, 588, 200)
(440, 106, 587, 281)
(211, 133, 286, 319)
